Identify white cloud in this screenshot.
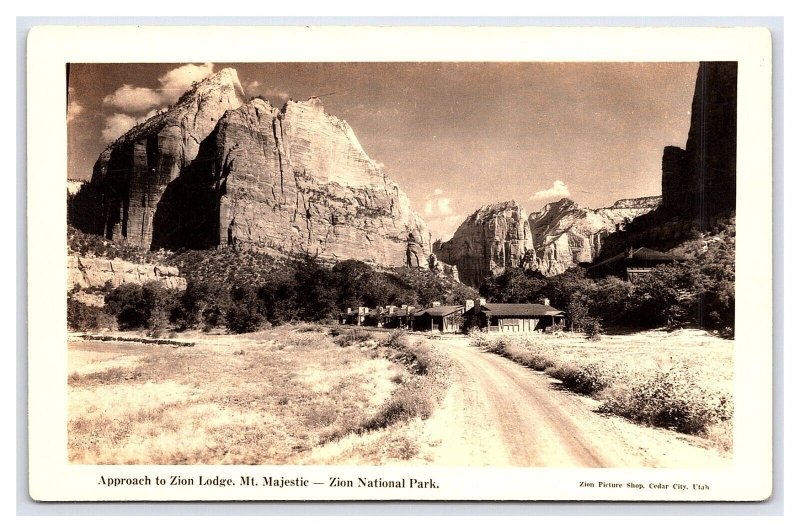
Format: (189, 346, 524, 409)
(244, 80, 291, 101)
(101, 113, 139, 143)
(157, 62, 215, 98)
(427, 214, 464, 242)
(530, 180, 570, 201)
(102, 84, 163, 113)
(102, 63, 215, 114)
(422, 190, 462, 241)
(67, 100, 83, 123)
(424, 196, 453, 217)
(245, 81, 261, 95)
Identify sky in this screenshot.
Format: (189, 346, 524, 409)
(67, 62, 698, 241)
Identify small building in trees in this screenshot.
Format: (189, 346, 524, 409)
(343, 306, 369, 325)
(463, 298, 565, 333)
(343, 305, 417, 328)
(381, 305, 417, 329)
(412, 302, 465, 333)
(590, 246, 685, 282)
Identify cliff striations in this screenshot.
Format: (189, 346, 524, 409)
(68, 254, 187, 293)
(433, 201, 532, 287)
(70, 69, 432, 268)
(599, 62, 738, 258)
(528, 197, 661, 276)
(151, 96, 430, 266)
(69, 68, 247, 249)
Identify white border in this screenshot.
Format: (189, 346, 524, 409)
(27, 25, 773, 502)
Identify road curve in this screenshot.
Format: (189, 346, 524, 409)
(420, 337, 727, 468)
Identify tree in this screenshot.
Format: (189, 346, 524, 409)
(104, 281, 178, 331)
(226, 285, 264, 333)
(175, 279, 230, 330)
(105, 283, 148, 330)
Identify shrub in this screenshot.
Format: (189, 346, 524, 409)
(225, 285, 264, 333)
(104, 281, 179, 331)
(546, 362, 611, 395)
(598, 367, 733, 435)
(331, 328, 374, 347)
(67, 298, 116, 331)
(175, 279, 230, 331)
(360, 388, 433, 431)
(584, 318, 604, 340)
(383, 330, 409, 350)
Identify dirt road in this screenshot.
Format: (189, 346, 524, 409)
(419, 336, 728, 468)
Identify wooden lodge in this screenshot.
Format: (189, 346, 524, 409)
(343, 305, 417, 329)
(411, 303, 465, 333)
(590, 246, 685, 282)
(343, 299, 566, 334)
(464, 298, 565, 333)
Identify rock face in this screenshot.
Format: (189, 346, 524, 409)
(528, 197, 661, 276)
(68, 254, 187, 292)
(433, 201, 532, 287)
(151, 96, 430, 266)
(434, 197, 660, 285)
(661, 62, 737, 222)
(69, 68, 247, 249)
(599, 62, 738, 258)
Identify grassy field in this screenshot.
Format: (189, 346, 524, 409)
(471, 329, 734, 452)
(68, 325, 449, 465)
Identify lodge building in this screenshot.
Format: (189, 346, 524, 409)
(343, 298, 565, 334)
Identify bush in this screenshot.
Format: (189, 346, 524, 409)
(360, 387, 433, 431)
(546, 362, 612, 395)
(104, 281, 179, 331)
(175, 279, 230, 331)
(67, 298, 116, 331)
(331, 328, 374, 347)
(383, 330, 409, 350)
(584, 318, 604, 340)
(598, 367, 733, 434)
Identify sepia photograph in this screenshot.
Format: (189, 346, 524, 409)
(27, 25, 773, 502)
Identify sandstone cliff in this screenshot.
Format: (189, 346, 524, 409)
(68, 254, 187, 292)
(69, 68, 246, 248)
(151, 97, 430, 267)
(599, 62, 737, 258)
(528, 197, 661, 276)
(433, 201, 532, 287)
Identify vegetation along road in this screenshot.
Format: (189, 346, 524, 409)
(418, 336, 728, 468)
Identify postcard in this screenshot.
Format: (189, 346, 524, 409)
(27, 25, 773, 501)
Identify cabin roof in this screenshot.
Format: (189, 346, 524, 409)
(413, 305, 464, 317)
(479, 303, 564, 317)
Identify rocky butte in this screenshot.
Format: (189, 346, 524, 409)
(433, 201, 533, 288)
(69, 68, 247, 249)
(434, 197, 660, 286)
(69, 69, 431, 268)
(528, 196, 661, 276)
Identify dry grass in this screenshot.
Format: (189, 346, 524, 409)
(471, 329, 734, 450)
(68, 324, 448, 465)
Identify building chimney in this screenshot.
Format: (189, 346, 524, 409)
(432, 301, 441, 307)
(475, 298, 486, 309)
(346, 307, 352, 315)
(542, 297, 550, 306)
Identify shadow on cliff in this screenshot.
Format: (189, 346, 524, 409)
(597, 62, 737, 262)
(150, 132, 231, 252)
